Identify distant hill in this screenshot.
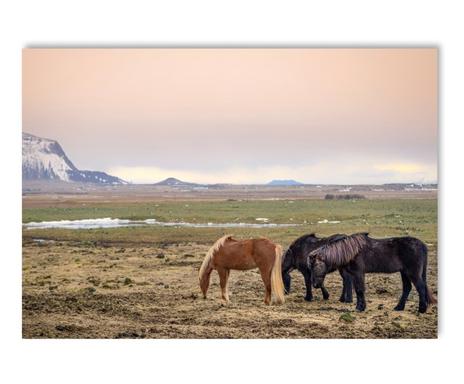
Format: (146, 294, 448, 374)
(267, 179, 304, 186)
(153, 177, 202, 187)
(22, 132, 126, 184)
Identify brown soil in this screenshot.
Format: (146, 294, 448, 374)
(22, 240, 437, 338)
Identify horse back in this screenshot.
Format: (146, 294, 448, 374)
(364, 236, 427, 273)
(212, 239, 254, 270)
(219, 238, 278, 270)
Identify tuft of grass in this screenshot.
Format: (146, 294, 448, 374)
(339, 312, 355, 323)
(391, 321, 404, 329)
(81, 287, 96, 294)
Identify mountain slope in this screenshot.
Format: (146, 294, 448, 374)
(153, 177, 202, 187)
(22, 132, 126, 184)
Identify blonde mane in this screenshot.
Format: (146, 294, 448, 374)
(199, 234, 233, 279)
(309, 233, 368, 267)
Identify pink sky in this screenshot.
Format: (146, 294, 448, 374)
(23, 48, 437, 184)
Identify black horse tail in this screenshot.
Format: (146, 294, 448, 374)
(421, 243, 437, 305)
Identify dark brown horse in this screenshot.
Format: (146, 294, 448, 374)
(308, 233, 437, 313)
(199, 235, 285, 305)
(282, 233, 353, 302)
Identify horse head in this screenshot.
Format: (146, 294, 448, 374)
(309, 253, 328, 288)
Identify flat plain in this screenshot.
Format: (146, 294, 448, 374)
(22, 184, 437, 338)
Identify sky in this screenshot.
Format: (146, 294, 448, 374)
(23, 48, 437, 184)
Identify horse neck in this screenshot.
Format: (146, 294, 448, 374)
(282, 249, 295, 271)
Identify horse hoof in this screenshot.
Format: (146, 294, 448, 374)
(304, 296, 313, 302)
(393, 306, 404, 311)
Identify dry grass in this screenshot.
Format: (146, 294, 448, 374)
(23, 239, 437, 338)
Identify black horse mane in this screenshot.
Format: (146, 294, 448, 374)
(309, 233, 369, 267)
(283, 233, 318, 263)
(288, 233, 317, 248)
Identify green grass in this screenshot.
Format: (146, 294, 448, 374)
(22, 199, 437, 245)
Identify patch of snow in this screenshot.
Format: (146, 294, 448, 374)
(31, 238, 56, 244)
(25, 218, 133, 229)
(317, 219, 341, 224)
(24, 218, 300, 230)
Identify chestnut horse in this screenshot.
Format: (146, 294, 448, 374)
(199, 235, 285, 305)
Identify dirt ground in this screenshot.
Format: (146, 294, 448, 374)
(22, 239, 437, 338)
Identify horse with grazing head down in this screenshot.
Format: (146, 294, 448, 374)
(199, 235, 285, 305)
(308, 233, 437, 313)
(282, 233, 353, 302)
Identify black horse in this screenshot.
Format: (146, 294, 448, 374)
(308, 233, 437, 313)
(282, 233, 353, 302)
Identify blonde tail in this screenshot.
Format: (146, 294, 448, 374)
(270, 244, 285, 305)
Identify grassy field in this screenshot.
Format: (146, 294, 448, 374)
(22, 197, 437, 338)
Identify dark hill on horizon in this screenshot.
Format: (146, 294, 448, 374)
(153, 177, 203, 187)
(267, 179, 304, 186)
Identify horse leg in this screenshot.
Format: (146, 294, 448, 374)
(394, 271, 412, 311)
(410, 274, 428, 313)
(353, 272, 366, 312)
(258, 265, 273, 305)
(339, 269, 353, 303)
(345, 274, 353, 303)
(321, 284, 330, 300)
(301, 268, 314, 302)
(217, 268, 230, 303)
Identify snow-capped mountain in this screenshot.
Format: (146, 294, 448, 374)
(22, 132, 126, 184)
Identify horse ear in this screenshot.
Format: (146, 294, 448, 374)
(327, 233, 348, 243)
(307, 233, 318, 241)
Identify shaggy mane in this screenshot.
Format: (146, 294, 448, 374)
(309, 233, 368, 267)
(199, 234, 233, 279)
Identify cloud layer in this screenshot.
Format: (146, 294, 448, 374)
(109, 159, 436, 185)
